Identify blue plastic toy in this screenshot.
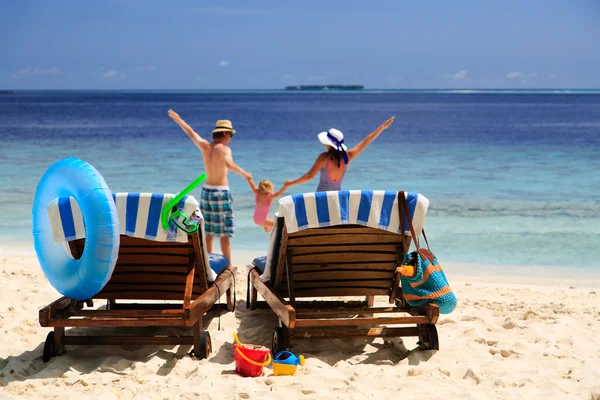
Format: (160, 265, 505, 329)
(272, 351, 305, 376)
(32, 158, 120, 300)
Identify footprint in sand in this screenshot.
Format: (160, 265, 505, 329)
(437, 318, 456, 325)
(502, 318, 517, 329)
(407, 368, 423, 377)
(522, 311, 539, 320)
(463, 368, 481, 385)
(500, 349, 518, 358)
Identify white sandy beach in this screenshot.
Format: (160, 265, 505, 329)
(1, 250, 599, 400)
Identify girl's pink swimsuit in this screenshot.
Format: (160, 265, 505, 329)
(253, 194, 272, 225)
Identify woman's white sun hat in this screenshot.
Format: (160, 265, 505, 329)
(318, 128, 348, 151)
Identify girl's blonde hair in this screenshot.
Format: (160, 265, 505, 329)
(257, 180, 274, 195)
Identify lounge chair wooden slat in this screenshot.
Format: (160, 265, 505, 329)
(112, 254, 190, 265)
(63, 336, 195, 346)
(116, 247, 193, 255)
(248, 222, 441, 351)
(49, 317, 189, 328)
(69, 309, 186, 317)
(71, 237, 196, 248)
(290, 288, 391, 297)
(93, 292, 191, 301)
(106, 274, 198, 284)
(288, 245, 399, 255)
(39, 232, 236, 361)
(290, 227, 400, 236)
(284, 262, 398, 271)
(292, 271, 395, 281)
(291, 253, 398, 264)
(101, 283, 205, 292)
(289, 326, 420, 339)
(110, 266, 192, 274)
(288, 234, 403, 246)
(294, 315, 431, 328)
(295, 306, 400, 317)
(292, 279, 393, 290)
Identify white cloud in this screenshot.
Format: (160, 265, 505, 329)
(442, 70, 468, 79)
(548, 73, 558, 79)
(136, 65, 156, 72)
(103, 70, 117, 78)
(14, 67, 61, 77)
(527, 72, 538, 78)
(453, 69, 468, 79)
(217, 60, 229, 67)
(506, 71, 522, 79)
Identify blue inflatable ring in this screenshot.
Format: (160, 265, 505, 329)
(32, 158, 120, 300)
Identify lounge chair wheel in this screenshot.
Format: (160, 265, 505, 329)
(43, 332, 55, 362)
(194, 331, 212, 360)
(417, 324, 439, 351)
(272, 327, 289, 354)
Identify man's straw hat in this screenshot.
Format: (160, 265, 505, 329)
(212, 120, 236, 134)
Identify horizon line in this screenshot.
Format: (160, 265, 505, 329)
(2, 88, 600, 92)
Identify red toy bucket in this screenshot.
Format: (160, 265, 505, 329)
(234, 344, 271, 377)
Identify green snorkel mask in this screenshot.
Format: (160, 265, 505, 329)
(160, 173, 207, 234)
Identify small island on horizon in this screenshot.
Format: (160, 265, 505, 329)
(285, 85, 365, 91)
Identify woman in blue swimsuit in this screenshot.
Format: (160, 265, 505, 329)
(284, 117, 395, 192)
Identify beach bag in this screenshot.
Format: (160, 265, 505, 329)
(397, 191, 457, 314)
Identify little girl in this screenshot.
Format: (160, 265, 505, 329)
(246, 178, 288, 232)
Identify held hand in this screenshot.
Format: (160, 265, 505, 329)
(243, 172, 252, 181)
(284, 180, 294, 187)
(380, 116, 395, 130)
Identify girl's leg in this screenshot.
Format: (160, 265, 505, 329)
(263, 218, 274, 232)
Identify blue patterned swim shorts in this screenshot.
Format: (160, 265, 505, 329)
(200, 187, 234, 237)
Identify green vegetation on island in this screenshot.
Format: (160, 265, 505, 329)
(285, 85, 365, 91)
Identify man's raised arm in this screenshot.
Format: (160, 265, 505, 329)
(168, 109, 210, 151)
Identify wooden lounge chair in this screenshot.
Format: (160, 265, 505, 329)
(247, 190, 439, 353)
(39, 193, 236, 362)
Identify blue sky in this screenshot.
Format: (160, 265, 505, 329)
(1, 0, 599, 89)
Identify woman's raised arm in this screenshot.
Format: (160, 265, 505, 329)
(347, 116, 395, 161)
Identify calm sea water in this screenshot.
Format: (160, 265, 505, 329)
(1, 91, 599, 269)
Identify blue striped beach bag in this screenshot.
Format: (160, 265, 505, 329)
(398, 192, 457, 314)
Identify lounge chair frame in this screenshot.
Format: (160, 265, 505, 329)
(247, 224, 440, 353)
(39, 233, 236, 362)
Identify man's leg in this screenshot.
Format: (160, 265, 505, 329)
(206, 235, 214, 253)
(200, 187, 215, 253)
(220, 189, 235, 262)
(220, 236, 231, 263)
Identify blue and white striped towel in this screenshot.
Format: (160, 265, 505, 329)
(259, 190, 429, 283)
(277, 190, 428, 237)
(47, 193, 200, 243)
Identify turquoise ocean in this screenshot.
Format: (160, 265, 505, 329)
(1, 90, 599, 271)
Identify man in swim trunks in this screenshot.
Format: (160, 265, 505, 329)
(168, 110, 251, 262)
